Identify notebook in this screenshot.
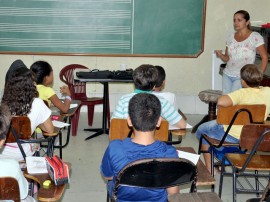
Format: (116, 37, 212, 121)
(26, 156, 48, 174)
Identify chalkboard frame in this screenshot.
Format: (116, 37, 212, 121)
(0, 0, 207, 58)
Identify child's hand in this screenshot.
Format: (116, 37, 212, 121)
(60, 85, 71, 96)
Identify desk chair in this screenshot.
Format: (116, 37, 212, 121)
(51, 101, 81, 159)
(107, 158, 197, 202)
(198, 104, 266, 177)
(24, 162, 72, 202)
(0, 177, 20, 202)
(6, 116, 57, 161)
(59, 64, 110, 136)
(109, 118, 182, 144)
(219, 124, 270, 202)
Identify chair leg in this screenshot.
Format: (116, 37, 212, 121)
(218, 159, 225, 197)
(29, 180, 35, 197)
(46, 137, 55, 158)
(211, 148, 214, 176)
(71, 112, 77, 136)
(87, 105, 95, 126)
(107, 98, 111, 128)
(72, 107, 81, 136)
(233, 168, 237, 202)
(210, 147, 215, 192)
(106, 190, 111, 202)
(255, 170, 260, 197)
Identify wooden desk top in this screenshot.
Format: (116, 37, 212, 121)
(170, 129, 187, 136)
(24, 162, 71, 202)
(168, 192, 222, 202)
(176, 147, 215, 186)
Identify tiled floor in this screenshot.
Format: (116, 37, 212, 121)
(55, 113, 263, 202)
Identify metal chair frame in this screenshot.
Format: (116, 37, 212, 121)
(198, 105, 266, 177)
(219, 124, 270, 202)
(107, 158, 197, 202)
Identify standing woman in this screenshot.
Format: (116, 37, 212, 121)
(216, 10, 268, 94)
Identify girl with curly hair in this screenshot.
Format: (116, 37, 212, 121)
(1, 67, 54, 161)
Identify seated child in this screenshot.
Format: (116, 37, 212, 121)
(196, 64, 270, 174)
(152, 65, 177, 108)
(101, 93, 179, 201)
(30, 60, 71, 113)
(1, 68, 54, 161)
(0, 104, 36, 202)
(112, 64, 186, 129)
(152, 65, 187, 121)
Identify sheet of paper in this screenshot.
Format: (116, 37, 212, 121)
(169, 123, 192, 130)
(26, 156, 48, 174)
(60, 101, 78, 109)
(52, 120, 70, 128)
(177, 150, 200, 165)
(69, 103, 78, 109)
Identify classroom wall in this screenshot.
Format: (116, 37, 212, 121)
(0, 0, 269, 114)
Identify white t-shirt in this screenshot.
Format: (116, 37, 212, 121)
(0, 98, 51, 161)
(27, 98, 52, 134)
(0, 158, 35, 202)
(153, 91, 178, 109)
(224, 31, 264, 77)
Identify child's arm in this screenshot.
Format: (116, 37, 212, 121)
(166, 186, 180, 195)
(217, 95, 233, 107)
(50, 94, 71, 113)
(50, 85, 71, 113)
(38, 117, 54, 133)
(173, 118, 186, 129)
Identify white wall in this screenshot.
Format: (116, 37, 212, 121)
(0, 0, 269, 114)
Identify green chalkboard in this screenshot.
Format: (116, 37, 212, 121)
(0, 0, 206, 57)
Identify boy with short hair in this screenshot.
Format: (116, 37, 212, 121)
(112, 64, 186, 129)
(153, 65, 177, 108)
(0, 104, 35, 202)
(101, 93, 179, 201)
(153, 65, 166, 91)
(152, 65, 188, 121)
(196, 64, 270, 174)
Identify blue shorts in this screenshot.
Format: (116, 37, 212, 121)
(196, 120, 239, 145)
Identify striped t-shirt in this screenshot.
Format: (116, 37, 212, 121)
(112, 90, 182, 126)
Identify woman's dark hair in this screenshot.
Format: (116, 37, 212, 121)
(30, 61, 53, 84)
(2, 68, 38, 115)
(240, 64, 263, 87)
(234, 10, 251, 29)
